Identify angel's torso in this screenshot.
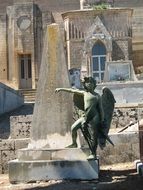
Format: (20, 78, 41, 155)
(84, 91, 100, 111)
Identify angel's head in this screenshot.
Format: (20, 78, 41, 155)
(82, 76, 97, 91)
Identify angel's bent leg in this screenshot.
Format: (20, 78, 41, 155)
(88, 122, 99, 158)
(66, 117, 84, 148)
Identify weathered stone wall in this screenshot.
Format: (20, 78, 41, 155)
(0, 138, 30, 173)
(112, 107, 139, 128)
(114, 0, 143, 7)
(112, 39, 131, 61)
(113, 1, 143, 68)
(97, 132, 139, 165)
(35, 0, 80, 12)
(69, 41, 84, 69)
(0, 0, 13, 13)
(10, 115, 32, 139)
(0, 114, 32, 174)
(132, 8, 143, 69)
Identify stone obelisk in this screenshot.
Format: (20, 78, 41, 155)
(29, 23, 73, 149)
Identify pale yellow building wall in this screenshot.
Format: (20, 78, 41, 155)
(0, 15, 7, 80)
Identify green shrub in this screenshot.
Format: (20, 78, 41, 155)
(92, 3, 110, 10)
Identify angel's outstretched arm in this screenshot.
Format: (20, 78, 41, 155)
(55, 88, 84, 95)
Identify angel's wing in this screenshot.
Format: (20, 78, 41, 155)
(98, 87, 116, 149)
(101, 87, 116, 135)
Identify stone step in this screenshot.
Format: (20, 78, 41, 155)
(20, 89, 36, 92)
(24, 94, 36, 96)
(23, 94, 36, 97)
(22, 97, 35, 100)
(17, 148, 90, 161)
(19, 89, 36, 103)
(9, 159, 99, 183)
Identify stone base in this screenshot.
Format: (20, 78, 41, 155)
(9, 148, 99, 183)
(9, 159, 99, 183)
(17, 148, 90, 161)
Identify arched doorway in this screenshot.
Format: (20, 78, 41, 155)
(92, 42, 106, 83)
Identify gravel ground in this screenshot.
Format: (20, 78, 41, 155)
(0, 162, 143, 190)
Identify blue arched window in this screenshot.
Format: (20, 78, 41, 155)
(92, 42, 106, 82)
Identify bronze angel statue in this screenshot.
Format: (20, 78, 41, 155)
(55, 76, 116, 159)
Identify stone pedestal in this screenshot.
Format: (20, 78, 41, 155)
(9, 148, 99, 183)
